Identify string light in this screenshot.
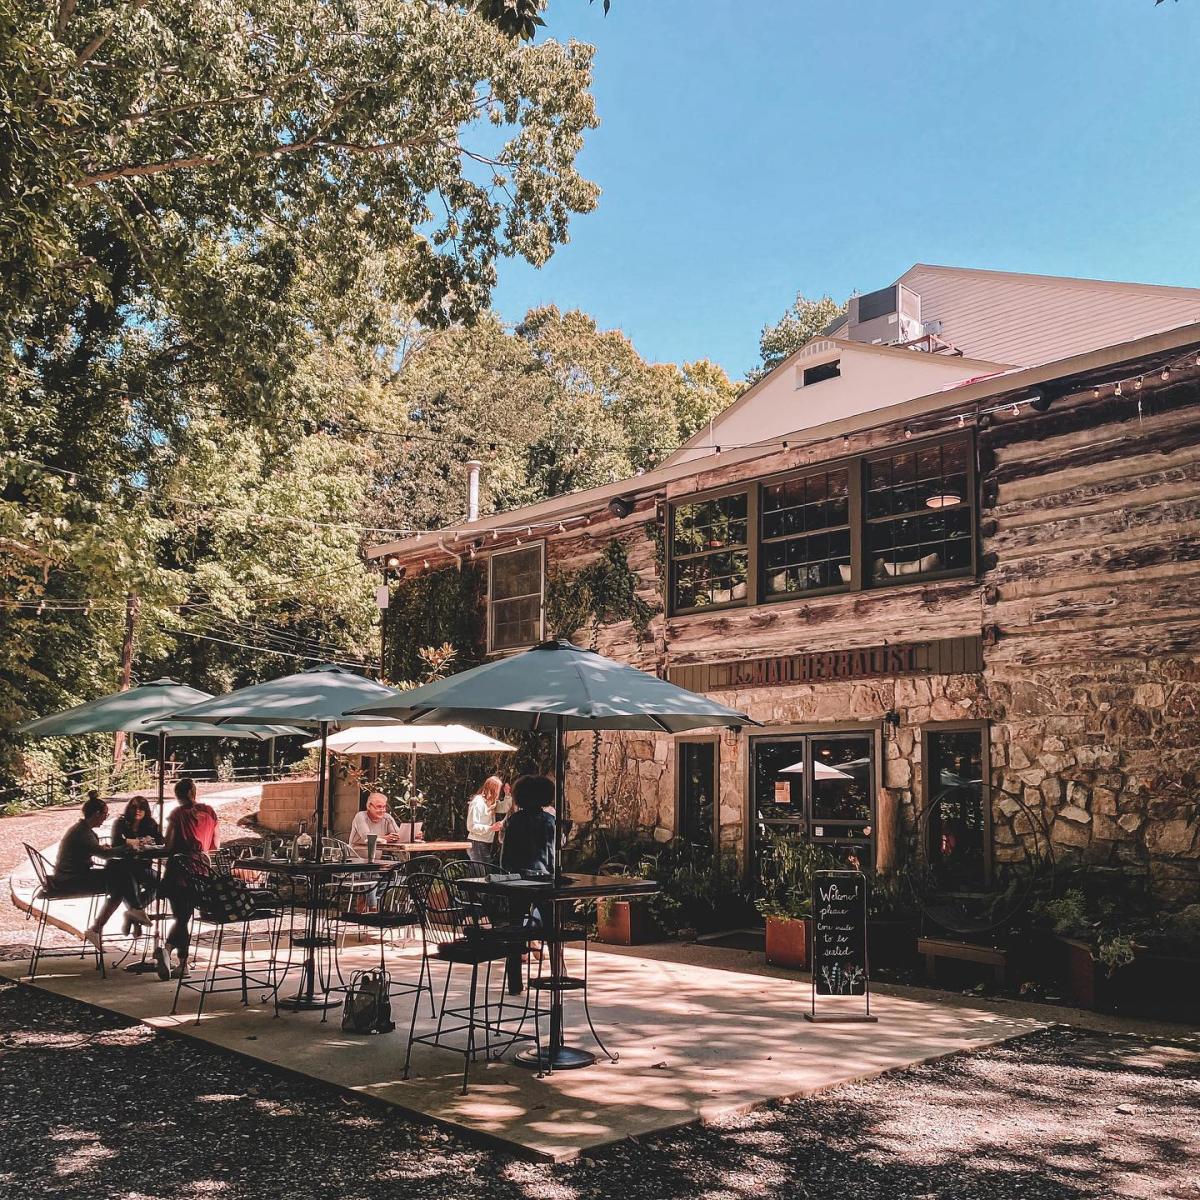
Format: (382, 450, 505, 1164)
(1134, 376, 1143, 391)
(1114, 382, 1123, 396)
(957, 414, 966, 428)
(1162, 368, 1171, 381)
(903, 427, 912, 440)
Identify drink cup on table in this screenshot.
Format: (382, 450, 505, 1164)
(365, 834, 378, 863)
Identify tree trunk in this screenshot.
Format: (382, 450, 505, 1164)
(112, 592, 140, 772)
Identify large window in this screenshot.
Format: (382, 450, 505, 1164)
(761, 467, 851, 599)
(865, 439, 973, 583)
(670, 491, 749, 612)
(751, 731, 875, 873)
(667, 433, 974, 615)
(488, 544, 544, 652)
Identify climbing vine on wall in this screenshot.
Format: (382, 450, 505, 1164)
(382, 564, 485, 685)
(544, 540, 657, 648)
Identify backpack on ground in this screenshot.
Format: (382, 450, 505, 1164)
(341, 969, 394, 1034)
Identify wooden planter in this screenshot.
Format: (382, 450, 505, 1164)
(595, 899, 660, 946)
(1058, 935, 1200, 1020)
(866, 918, 917, 970)
(765, 915, 811, 970)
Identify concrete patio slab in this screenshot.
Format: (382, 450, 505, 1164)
(2, 936, 1043, 1161)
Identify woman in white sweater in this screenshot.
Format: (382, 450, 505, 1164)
(466, 775, 505, 864)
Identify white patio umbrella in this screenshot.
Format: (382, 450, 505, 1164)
(303, 724, 514, 755)
(780, 760, 852, 780)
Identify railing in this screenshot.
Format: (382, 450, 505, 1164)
(0, 758, 302, 814)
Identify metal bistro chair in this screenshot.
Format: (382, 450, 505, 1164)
(21, 844, 107, 979)
(326, 861, 435, 1021)
(168, 853, 281, 1024)
(403, 872, 536, 1094)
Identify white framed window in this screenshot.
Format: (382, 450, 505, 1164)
(488, 542, 545, 653)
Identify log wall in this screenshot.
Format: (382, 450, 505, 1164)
(389, 363, 1200, 906)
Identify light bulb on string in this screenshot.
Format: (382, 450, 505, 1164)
(1162, 368, 1171, 381)
(1093, 387, 1101, 398)
(1011, 402, 1020, 416)
(1114, 382, 1123, 396)
(903, 427, 912, 440)
(422, 559, 429, 569)
(1134, 376, 1143, 391)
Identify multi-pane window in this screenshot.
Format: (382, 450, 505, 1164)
(489, 545, 544, 652)
(667, 433, 974, 615)
(677, 740, 717, 849)
(760, 467, 851, 599)
(670, 492, 749, 612)
(865, 439, 972, 582)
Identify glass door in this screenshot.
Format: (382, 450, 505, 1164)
(677, 739, 717, 850)
(923, 727, 987, 888)
(751, 731, 875, 877)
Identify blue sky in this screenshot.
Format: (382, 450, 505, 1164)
(490, 0, 1200, 379)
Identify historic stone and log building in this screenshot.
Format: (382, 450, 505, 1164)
(371, 265, 1200, 906)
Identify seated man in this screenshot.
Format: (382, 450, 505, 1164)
(348, 791, 404, 859)
(50, 794, 152, 951)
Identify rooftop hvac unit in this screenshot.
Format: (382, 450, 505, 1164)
(846, 284, 922, 346)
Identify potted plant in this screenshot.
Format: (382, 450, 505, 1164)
(1039, 887, 1138, 1010)
(595, 892, 662, 945)
(866, 868, 919, 970)
(755, 832, 841, 970)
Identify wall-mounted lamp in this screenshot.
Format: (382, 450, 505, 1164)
(608, 496, 634, 519)
(1027, 388, 1053, 413)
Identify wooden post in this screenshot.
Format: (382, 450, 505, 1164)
(112, 591, 140, 772)
(875, 786, 899, 876)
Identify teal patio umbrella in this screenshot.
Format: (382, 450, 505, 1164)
(17, 678, 303, 971)
(350, 638, 758, 875)
(168, 664, 403, 851)
(169, 664, 402, 1010)
(351, 638, 756, 1071)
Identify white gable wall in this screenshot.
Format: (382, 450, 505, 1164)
(666, 339, 1006, 466)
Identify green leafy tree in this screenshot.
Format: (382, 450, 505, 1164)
(749, 292, 847, 383)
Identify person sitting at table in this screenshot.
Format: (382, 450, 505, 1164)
(348, 791, 403, 858)
(158, 778, 220, 980)
(499, 774, 557, 993)
(466, 775, 505, 865)
(50, 794, 153, 952)
(111, 795, 163, 925)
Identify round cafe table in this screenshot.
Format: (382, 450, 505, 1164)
(457, 872, 657, 1070)
(239, 857, 387, 1011)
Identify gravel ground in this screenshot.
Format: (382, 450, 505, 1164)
(0, 978, 1195, 1200)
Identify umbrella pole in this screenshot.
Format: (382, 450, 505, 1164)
(127, 731, 168, 974)
(280, 719, 335, 1010)
(553, 719, 566, 886)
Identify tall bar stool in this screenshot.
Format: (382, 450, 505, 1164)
(402, 872, 535, 1094)
(168, 854, 281, 1023)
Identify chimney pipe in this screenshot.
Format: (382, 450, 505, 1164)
(465, 459, 482, 523)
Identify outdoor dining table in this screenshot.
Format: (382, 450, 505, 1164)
(239, 857, 388, 1011)
(378, 840, 471, 860)
(457, 872, 658, 1071)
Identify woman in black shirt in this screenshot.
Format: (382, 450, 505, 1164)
(499, 775, 556, 993)
(111, 795, 162, 910)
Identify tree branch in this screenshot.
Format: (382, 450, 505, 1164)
(75, 0, 147, 70)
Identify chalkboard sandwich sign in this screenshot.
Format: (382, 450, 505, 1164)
(804, 869, 878, 1023)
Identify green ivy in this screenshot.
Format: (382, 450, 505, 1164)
(382, 564, 486, 685)
(545, 539, 657, 646)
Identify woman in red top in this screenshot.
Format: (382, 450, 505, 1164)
(157, 778, 221, 979)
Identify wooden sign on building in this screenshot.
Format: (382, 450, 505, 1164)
(665, 636, 982, 692)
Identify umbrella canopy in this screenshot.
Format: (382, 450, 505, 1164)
(350, 639, 756, 733)
(305, 724, 514, 755)
(16, 677, 302, 740)
(169, 664, 402, 729)
(780, 760, 852, 780)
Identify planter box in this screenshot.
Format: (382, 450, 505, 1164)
(1058, 935, 1200, 1020)
(866, 918, 917, 970)
(765, 915, 811, 970)
(596, 899, 660, 946)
